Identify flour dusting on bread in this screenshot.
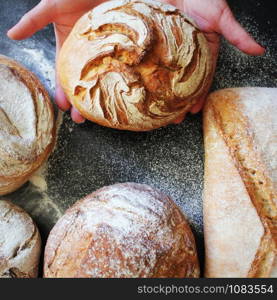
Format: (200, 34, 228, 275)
(0, 200, 41, 278)
(44, 183, 199, 278)
(0, 55, 55, 195)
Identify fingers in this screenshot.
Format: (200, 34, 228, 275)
(53, 26, 85, 124)
(173, 96, 206, 120)
(7, 0, 55, 40)
(172, 113, 187, 124)
(218, 6, 265, 56)
(56, 83, 85, 124)
(8, 0, 86, 125)
(71, 107, 86, 124)
(55, 84, 85, 123)
(55, 85, 71, 111)
(54, 24, 69, 112)
(190, 96, 206, 114)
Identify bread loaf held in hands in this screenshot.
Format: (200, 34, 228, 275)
(44, 183, 199, 278)
(58, 0, 213, 131)
(203, 87, 277, 278)
(0, 55, 55, 195)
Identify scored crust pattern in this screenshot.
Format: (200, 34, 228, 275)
(58, 0, 212, 130)
(0, 55, 55, 195)
(208, 88, 277, 277)
(44, 183, 199, 278)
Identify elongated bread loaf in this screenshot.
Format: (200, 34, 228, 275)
(58, 0, 213, 131)
(203, 87, 277, 278)
(0, 55, 55, 195)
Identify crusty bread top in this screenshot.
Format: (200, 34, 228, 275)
(204, 101, 265, 277)
(0, 55, 55, 194)
(0, 200, 41, 278)
(58, 0, 212, 131)
(237, 88, 277, 191)
(204, 87, 277, 278)
(44, 183, 199, 278)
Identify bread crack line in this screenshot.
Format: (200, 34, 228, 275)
(212, 103, 277, 276)
(74, 20, 206, 124)
(0, 107, 22, 138)
(58, 0, 212, 130)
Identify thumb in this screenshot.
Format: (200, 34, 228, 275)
(7, 0, 55, 40)
(218, 7, 265, 56)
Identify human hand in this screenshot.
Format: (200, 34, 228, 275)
(8, 0, 106, 123)
(8, 0, 265, 124)
(163, 0, 264, 122)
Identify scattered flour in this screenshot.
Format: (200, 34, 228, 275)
(26, 110, 65, 222)
(29, 110, 64, 192)
(22, 48, 55, 90)
(213, 13, 277, 90)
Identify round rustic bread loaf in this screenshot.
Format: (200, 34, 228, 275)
(44, 183, 199, 278)
(0, 200, 41, 278)
(0, 55, 55, 195)
(58, 0, 213, 131)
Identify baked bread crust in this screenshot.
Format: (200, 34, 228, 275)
(0, 55, 55, 195)
(44, 183, 199, 278)
(203, 87, 277, 278)
(0, 200, 41, 278)
(58, 0, 213, 131)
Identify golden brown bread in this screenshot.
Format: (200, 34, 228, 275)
(0, 200, 41, 278)
(43, 183, 199, 278)
(0, 55, 55, 195)
(203, 87, 277, 278)
(58, 0, 213, 131)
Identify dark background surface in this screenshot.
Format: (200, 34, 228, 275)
(0, 0, 276, 275)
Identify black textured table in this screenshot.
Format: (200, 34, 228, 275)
(0, 0, 276, 274)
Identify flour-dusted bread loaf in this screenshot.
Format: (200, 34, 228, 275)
(58, 0, 213, 131)
(203, 87, 277, 278)
(0, 200, 41, 278)
(44, 183, 199, 278)
(0, 55, 55, 195)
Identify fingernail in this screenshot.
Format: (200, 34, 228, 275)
(7, 29, 13, 38)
